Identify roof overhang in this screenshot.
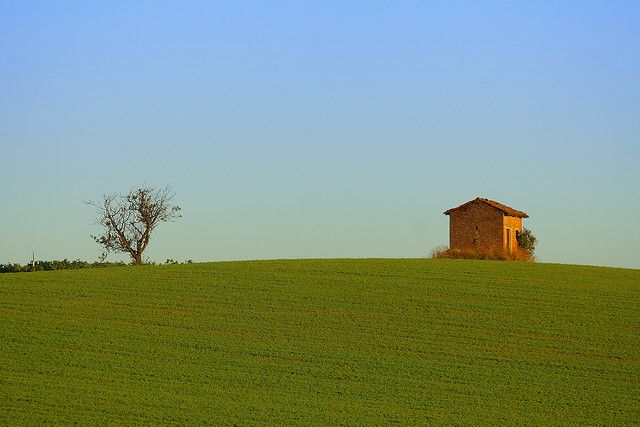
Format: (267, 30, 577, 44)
(444, 197, 528, 218)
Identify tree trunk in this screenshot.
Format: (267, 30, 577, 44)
(133, 253, 143, 266)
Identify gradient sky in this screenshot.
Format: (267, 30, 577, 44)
(1, 1, 639, 268)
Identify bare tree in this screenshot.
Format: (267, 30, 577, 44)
(87, 186, 181, 265)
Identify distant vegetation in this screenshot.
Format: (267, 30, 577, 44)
(0, 259, 127, 273)
(0, 258, 193, 273)
(1, 259, 638, 424)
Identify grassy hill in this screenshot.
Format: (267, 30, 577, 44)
(1, 259, 638, 424)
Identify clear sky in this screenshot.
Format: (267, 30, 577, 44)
(1, 1, 639, 268)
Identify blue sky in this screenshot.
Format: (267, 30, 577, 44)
(1, 1, 639, 268)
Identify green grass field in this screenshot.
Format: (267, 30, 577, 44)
(1, 259, 638, 424)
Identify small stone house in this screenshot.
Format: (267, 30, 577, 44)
(444, 197, 528, 254)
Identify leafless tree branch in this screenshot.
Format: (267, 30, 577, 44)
(86, 186, 181, 265)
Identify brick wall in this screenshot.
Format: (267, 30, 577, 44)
(449, 201, 504, 252)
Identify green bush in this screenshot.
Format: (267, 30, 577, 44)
(516, 228, 537, 255)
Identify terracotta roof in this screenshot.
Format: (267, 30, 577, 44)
(443, 197, 529, 218)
